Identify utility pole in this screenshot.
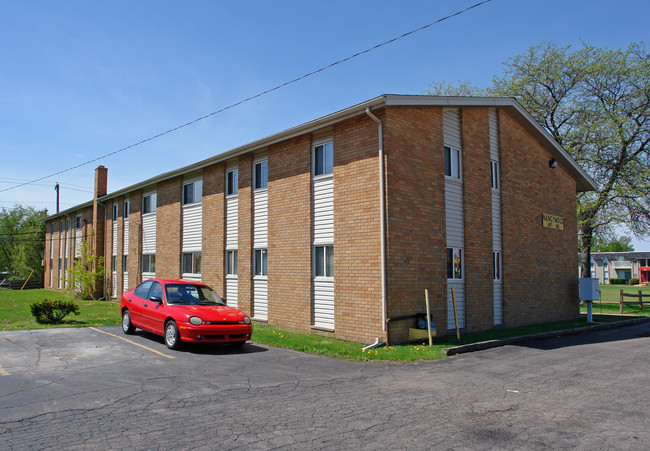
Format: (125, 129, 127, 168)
(54, 183, 60, 213)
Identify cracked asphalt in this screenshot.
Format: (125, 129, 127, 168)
(1, 322, 649, 450)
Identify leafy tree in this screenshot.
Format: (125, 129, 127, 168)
(591, 235, 634, 253)
(427, 42, 650, 278)
(0, 205, 47, 279)
(65, 230, 104, 300)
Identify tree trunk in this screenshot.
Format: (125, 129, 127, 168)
(579, 224, 594, 278)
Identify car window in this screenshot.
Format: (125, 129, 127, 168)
(134, 280, 154, 299)
(149, 282, 163, 300)
(164, 284, 226, 305)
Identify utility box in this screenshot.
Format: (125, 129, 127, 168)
(579, 278, 600, 301)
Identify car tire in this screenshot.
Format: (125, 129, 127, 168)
(230, 341, 246, 348)
(122, 310, 135, 335)
(164, 320, 181, 350)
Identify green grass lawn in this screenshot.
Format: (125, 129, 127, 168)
(1, 288, 645, 362)
(596, 284, 650, 303)
(0, 288, 121, 331)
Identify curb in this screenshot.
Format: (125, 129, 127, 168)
(443, 316, 650, 356)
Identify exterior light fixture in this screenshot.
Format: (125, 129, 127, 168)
(549, 158, 558, 168)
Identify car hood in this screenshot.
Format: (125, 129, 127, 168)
(175, 304, 246, 322)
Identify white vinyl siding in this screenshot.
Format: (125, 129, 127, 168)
(313, 177, 334, 245)
(111, 204, 118, 298)
(226, 196, 238, 248)
(182, 202, 202, 252)
(74, 215, 83, 258)
(253, 158, 268, 320)
(312, 140, 334, 330)
(490, 109, 503, 325)
(142, 190, 156, 280)
(226, 167, 238, 308)
(444, 108, 465, 330)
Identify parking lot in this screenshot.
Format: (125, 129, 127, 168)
(1, 322, 649, 450)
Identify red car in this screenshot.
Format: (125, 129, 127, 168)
(120, 278, 252, 349)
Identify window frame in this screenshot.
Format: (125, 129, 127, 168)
(142, 254, 156, 273)
(253, 160, 268, 191)
(254, 248, 268, 276)
(181, 251, 202, 275)
(123, 200, 130, 218)
(314, 245, 334, 278)
(313, 141, 334, 177)
(491, 160, 500, 190)
(226, 250, 238, 276)
(112, 204, 118, 221)
(447, 247, 463, 280)
(226, 169, 239, 196)
(444, 146, 462, 180)
(122, 255, 128, 272)
(142, 193, 156, 215)
(183, 179, 203, 206)
(493, 251, 502, 281)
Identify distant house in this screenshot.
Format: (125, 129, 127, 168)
(584, 252, 650, 284)
(43, 95, 596, 344)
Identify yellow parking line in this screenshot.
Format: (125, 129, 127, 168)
(0, 362, 9, 376)
(89, 327, 174, 359)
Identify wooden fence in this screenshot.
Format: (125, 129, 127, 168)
(0, 279, 44, 290)
(620, 290, 650, 313)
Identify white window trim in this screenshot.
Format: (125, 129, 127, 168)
(447, 247, 463, 280)
(493, 251, 502, 281)
(226, 168, 239, 197)
(312, 140, 334, 179)
(123, 199, 130, 218)
(314, 244, 334, 280)
(491, 160, 500, 190)
(182, 178, 203, 206)
(142, 192, 157, 215)
(226, 250, 238, 276)
(253, 159, 268, 191)
(253, 248, 268, 278)
(444, 145, 462, 180)
(181, 251, 202, 275)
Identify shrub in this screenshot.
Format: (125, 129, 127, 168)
(30, 299, 80, 324)
(609, 278, 627, 285)
(629, 278, 640, 285)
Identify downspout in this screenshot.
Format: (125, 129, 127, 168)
(365, 107, 387, 340)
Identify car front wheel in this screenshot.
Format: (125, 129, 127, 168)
(164, 320, 181, 350)
(122, 310, 135, 335)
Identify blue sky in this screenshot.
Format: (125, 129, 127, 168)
(1, 0, 649, 249)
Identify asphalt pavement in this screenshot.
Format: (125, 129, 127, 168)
(1, 322, 649, 450)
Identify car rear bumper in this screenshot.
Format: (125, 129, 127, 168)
(178, 324, 253, 343)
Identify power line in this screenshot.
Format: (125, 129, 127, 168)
(0, 0, 493, 195)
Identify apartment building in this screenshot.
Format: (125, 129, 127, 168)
(587, 252, 650, 284)
(43, 95, 597, 344)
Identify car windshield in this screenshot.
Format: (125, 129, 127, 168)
(164, 284, 226, 306)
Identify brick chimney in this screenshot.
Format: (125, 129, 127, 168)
(94, 165, 108, 199)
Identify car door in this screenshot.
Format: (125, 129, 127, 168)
(127, 280, 154, 329)
(140, 281, 166, 333)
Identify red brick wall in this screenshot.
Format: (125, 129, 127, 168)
(267, 135, 312, 330)
(156, 178, 181, 279)
(499, 109, 579, 325)
(462, 108, 495, 331)
(333, 114, 384, 343)
(202, 163, 225, 293)
(383, 106, 448, 342)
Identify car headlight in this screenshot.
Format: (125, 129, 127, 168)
(242, 316, 251, 325)
(189, 316, 203, 325)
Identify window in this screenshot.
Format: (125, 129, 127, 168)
(123, 255, 128, 271)
(149, 282, 163, 300)
(182, 252, 201, 274)
(226, 250, 238, 275)
(314, 142, 334, 176)
(75, 215, 82, 229)
(254, 161, 268, 190)
(444, 146, 461, 179)
(314, 245, 334, 277)
(254, 248, 268, 276)
(123, 200, 130, 218)
(491, 160, 500, 189)
(134, 280, 154, 299)
(112, 256, 117, 271)
(493, 251, 502, 281)
(226, 169, 238, 196)
(447, 248, 463, 279)
(112, 204, 118, 221)
(143, 193, 156, 214)
(142, 254, 156, 273)
(183, 179, 203, 205)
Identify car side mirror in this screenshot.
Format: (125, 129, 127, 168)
(150, 296, 163, 303)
